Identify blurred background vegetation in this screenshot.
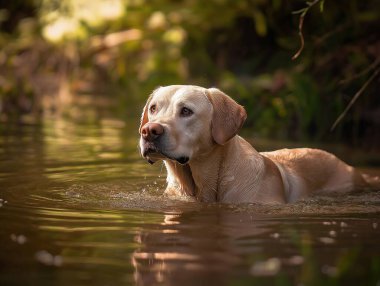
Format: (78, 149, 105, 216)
(0, 0, 379, 148)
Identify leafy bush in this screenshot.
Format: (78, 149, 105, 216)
(0, 0, 379, 147)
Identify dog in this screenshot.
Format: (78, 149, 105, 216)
(139, 85, 380, 204)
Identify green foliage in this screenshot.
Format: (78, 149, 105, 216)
(0, 0, 379, 146)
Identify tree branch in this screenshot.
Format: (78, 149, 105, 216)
(292, 0, 323, 60)
(339, 57, 380, 85)
(331, 67, 380, 131)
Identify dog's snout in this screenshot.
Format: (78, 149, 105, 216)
(141, 123, 164, 142)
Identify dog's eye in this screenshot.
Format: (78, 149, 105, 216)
(149, 104, 156, 114)
(180, 107, 193, 117)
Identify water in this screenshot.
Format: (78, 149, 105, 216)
(1, 118, 380, 286)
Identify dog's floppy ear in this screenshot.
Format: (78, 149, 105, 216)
(206, 88, 247, 145)
(139, 94, 153, 134)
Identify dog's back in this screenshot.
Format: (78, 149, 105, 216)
(262, 148, 378, 200)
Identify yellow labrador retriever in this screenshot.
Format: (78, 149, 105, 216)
(139, 85, 379, 203)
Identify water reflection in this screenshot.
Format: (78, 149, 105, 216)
(132, 209, 380, 286)
(132, 209, 258, 285)
(0, 119, 380, 286)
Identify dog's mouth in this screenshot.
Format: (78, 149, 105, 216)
(142, 144, 189, 165)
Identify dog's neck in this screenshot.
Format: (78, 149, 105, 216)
(188, 136, 265, 202)
(163, 144, 224, 201)
(164, 160, 196, 197)
(164, 136, 267, 202)
(188, 143, 225, 202)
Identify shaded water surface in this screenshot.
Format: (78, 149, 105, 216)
(0, 119, 380, 286)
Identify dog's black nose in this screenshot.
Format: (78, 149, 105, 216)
(141, 123, 164, 142)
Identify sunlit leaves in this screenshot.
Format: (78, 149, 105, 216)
(40, 0, 125, 43)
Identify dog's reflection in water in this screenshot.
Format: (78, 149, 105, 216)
(131, 210, 280, 285)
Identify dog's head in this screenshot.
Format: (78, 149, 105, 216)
(139, 85, 247, 164)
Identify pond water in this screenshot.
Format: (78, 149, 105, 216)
(1, 118, 380, 286)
